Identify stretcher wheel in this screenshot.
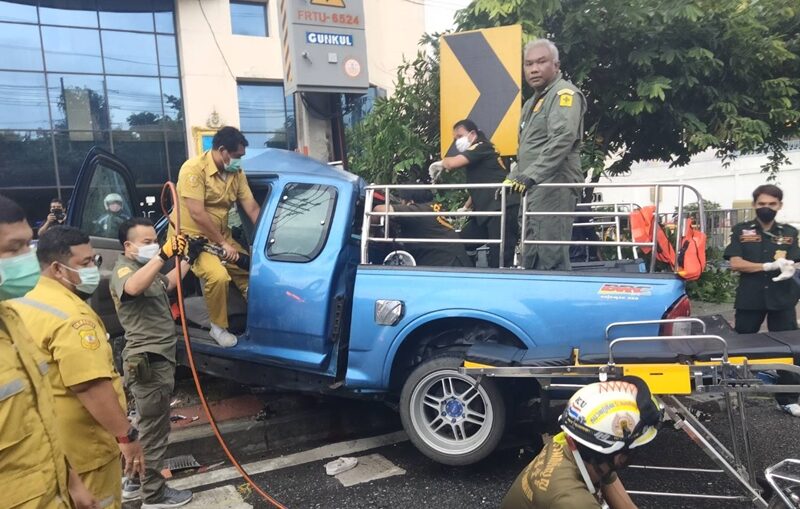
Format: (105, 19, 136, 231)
(400, 354, 506, 466)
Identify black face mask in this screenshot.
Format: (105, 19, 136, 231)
(756, 207, 778, 223)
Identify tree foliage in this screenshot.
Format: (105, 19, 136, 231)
(347, 36, 441, 184)
(455, 0, 800, 177)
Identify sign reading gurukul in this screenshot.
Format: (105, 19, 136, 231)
(305, 31, 354, 46)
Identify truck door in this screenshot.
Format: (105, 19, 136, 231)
(67, 147, 140, 338)
(246, 182, 343, 372)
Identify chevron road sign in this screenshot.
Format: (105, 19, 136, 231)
(440, 25, 522, 157)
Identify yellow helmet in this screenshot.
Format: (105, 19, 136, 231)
(558, 376, 662, 455)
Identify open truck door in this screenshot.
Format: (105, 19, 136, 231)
(66, 147, 140, 339)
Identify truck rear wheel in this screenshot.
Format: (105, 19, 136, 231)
(399, 355, 505, 465)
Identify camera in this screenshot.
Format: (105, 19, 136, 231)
(51, 208, 65, 222)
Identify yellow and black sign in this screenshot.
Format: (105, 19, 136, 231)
(440, 25, 521, 157)
(310, 0, 345, 6)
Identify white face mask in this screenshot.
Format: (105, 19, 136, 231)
(134, 243, 160, 263)
(455, 135, 471, 152)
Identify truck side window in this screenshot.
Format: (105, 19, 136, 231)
(80, 163, 134, 238)
(267, 183, 336, 262)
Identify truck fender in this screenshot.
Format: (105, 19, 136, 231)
(380, 308, 541, 388)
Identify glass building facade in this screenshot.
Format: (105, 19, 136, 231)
(0, 0, 185, 221)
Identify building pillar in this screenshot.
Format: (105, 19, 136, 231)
(294, 94, 333, 163)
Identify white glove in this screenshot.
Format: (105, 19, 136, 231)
(428, 161, 444, 182)
(773, 259, 796, 282)
(763, 260, 781, 272)
(457, 206, 471, 213)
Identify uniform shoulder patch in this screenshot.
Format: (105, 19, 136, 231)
(71, 319, 101, 350)
(556, 88, 575, 96)
(559, 94, 573, 108)
(116, 266, 133, 278)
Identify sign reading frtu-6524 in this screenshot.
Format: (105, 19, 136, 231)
(297, 10, 361, 26)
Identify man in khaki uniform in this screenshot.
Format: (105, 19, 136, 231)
(0, 195, 95, 509)
(507, 39, 587, 271)
(12, 226, 144, 509)
(172, 126, 261, 347)
(111, 218, 193, 508)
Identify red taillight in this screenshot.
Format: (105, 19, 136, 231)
(660, 295, 692, 335)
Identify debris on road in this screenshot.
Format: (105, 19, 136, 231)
(325, 456, 358, 476)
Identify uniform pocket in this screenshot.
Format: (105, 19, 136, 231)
(133, 384, 168, 419)
(2, 469, 48, 508)
(0, 376, 33, 451)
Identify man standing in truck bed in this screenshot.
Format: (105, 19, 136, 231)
(173, 126, 261, 348)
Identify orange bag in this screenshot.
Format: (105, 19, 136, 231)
(676, 218, 706, 281)
(630, 206, 676, 266)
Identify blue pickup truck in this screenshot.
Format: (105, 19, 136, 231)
(67, 147, 692, 465)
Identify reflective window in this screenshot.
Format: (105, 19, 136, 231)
(165, 129, 187, 179)
(0, 22, 43, 71)
(53, 130, 110, 183)
(102, 31, 158, 75)
(42, 26, 102, 73)
(39, 0, 98, 28)
(48, 73, 108, 131)
(267, 184, 337, 262)
(80, 161, 134, 238)
(0, 1, 36, 23)
(160, 78, 182, 126)
(0, 72, 50, 129)
(156, 35, 178, 77)
(106, 76, 162, 129)
(238, 83, 287, 132)
(230, 1, 267, 37)
(0, 130, 56, 186)
(112, 129, 168, 185)
(98, 0, 154, 32)
(153, 0, 174, 33)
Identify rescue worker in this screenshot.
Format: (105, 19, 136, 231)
(429, 119, 520, 268)
(502, 377, 662, 508)
(12, 225, 147, 509)
(724, 184, 800, 415)
(372, 189, 471, 267)
(506, 39, 587, 271)
(0, 195, 96, 509)
(172, 126, 261, 347)
(93, 193, 129, 237)
(111, 218, 194, 507)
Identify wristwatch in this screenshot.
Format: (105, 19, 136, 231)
(115, 426, 139, 444)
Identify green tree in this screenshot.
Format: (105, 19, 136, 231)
(347, 35, 441, 184)
(455, 0, 800, 178)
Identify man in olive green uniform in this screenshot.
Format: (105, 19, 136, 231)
(110, 217, 194, 508)
(724, 184, 800, 412)
(507, 39, 586, 271)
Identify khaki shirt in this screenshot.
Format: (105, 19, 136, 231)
(514, 72, 586, 185)
(11, 277, 126, 474)
(501, 433, 608, 509)
(0, 302, 71, 508)
(172, 150, 254, 239)
(110, 255, 177, 363)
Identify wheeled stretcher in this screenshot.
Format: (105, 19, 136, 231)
(459, 317, 800, 507)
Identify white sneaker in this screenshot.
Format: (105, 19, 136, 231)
(209, 323, 237, 347)
(782, 403, 800, 417)
(324, 456, 358, 476)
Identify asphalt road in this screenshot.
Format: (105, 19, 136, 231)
(133, 394, 800, 509)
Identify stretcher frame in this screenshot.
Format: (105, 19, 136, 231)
(459, 318, 800, 507)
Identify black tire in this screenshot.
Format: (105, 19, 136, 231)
(399, 354, 506, 466)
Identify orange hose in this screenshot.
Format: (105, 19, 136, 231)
(160, 182, 287, 509)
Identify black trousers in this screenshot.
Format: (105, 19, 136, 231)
(735, 307, 799, 405)
(460, 207, 520, 268)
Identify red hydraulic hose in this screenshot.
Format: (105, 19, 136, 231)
(160, 181, 286, 509)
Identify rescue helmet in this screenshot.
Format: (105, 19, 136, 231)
(558, 376, 662, 455)
(104, 193, 123, 207)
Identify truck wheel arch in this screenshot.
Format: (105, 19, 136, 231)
(385, 313, 533, 391)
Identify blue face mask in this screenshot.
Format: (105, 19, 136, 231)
(0, 250, 41, 301)
(59, 263, 101, 295)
